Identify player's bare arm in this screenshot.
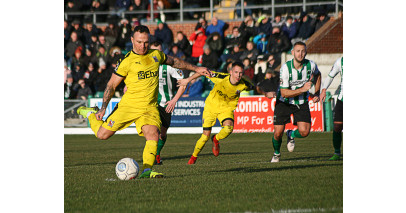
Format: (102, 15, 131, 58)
(165, 85, 187, 113)
(165, 55, 211, 77)
(95, 74, 124, 120)
(312, 72, 321, 102)
(177, 72, 202, 87)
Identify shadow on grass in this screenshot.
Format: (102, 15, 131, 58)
(285, 154, 342, 161)
(211, 163, 342, 174)
(161, 152, 258, 161)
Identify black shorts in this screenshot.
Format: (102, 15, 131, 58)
(273, 100, 311, 125)
(333, 99, 343, 122)
(158, 105, 172, 129)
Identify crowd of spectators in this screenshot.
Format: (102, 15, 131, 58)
(64, 0, 333, 99)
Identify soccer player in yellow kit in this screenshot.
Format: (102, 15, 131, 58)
(181, 62, 254, 164)
(77, 25, 211, 178)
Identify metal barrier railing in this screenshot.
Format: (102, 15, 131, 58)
(64, 0, 343, 25)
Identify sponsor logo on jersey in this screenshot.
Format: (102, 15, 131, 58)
(108, 120, 115, 127)
(217, 90, 238, 99)
(153, 56, 159, 62)
(177, 70, 183, 77)
(138, 70, 159, 80)
(135, 61, 141, 64)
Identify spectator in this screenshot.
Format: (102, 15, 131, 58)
(66, 31, 84, 62)
(266, 54, 280, 71)
(235, 1, 253, 18)
(96, 35, 112, 54)
(166, 0, 180, 20)
(174, 31, 192, 58)
(281, 15, 298, 41)
(116, 18, 133, 51)
(272, 14, 283, 28)
(182, 72, 203, 97)
(64, 60, 71, 84)
(156, 0, 168, 22)
(225, 27, 244, 51)
(64, 75, 74, 99)
(75, 79, 94, 100)
(254, 55, 267, 84)
(154, 20, 173, 52)
(257, 14, 272, 36)
(195, 17, 208, 31)
(294, 11, 315, 42)
(252, 33, 268, 55)
(315, 12, 330, 32)
(239, 41, 258, 63)
(205, 17, 226, 38)
(238, 15, 258, 45)
(266, 27, 291, 57)
(64, 20, 72, 48)
(189, 27, 207, 64)
(91, 0, 108, 22)
(104, 20, 119, 48)
(256, 69, 279, 95)
(115, 0, 132, 17)
(82, 48, 95, 67)
(167, 44, 186, 60)
(242, 58, 254, 81)
(147, 0, 159, 20)
(71, 61, 86, 85)
(226, 45, 243, 63)
(65, 1, 82, 22)
(71, 47, 86, 72)
(88, 33, 99, 54)
(71, 19, 84, 43)
(205, 32, 223, 56)
(128, 0, 148, 22)
(201, 45, 219, 71)
(107, 46, 122, 65)
(94, 45, 109, 67)
(83, 22, 99, 47)
(95, 58, 111, 93)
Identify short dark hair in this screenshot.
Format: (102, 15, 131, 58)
(150, 40, 162, 47)
(232, 61, 244, 70)
(293, 41, 306, 48)
(132, 25, 150, 36)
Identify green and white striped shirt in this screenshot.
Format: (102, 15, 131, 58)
(322, 57, 343, 101)
(277, 59, 320, 105)
(158, 65, 184, 107)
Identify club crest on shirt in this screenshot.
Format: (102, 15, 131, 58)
(236, 90, 241, 95)
(152, 56, 159, 62)
(108, 120, 115, 128)
(177, 69, 183, 77)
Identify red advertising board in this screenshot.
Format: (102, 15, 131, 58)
(233, 96, 324, 133)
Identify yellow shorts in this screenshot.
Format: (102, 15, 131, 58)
(102, 104, 161, 136)
(202, 109, 234, 128)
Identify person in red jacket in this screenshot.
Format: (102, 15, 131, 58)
(189, 27, 207, 65)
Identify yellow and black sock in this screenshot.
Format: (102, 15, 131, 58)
(192, 134, 209, 157)
(142, 140, 158, 170)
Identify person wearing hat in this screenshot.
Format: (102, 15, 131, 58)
(76, 25, 212, 178)
(154, 19, 173, 52)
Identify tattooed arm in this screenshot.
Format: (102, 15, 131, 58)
(95, 73, 124, 120)
(165, 55, 211, 77)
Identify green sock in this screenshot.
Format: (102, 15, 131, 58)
(333, 131, 342, 154)
(272, 136, 282, 154)
(292, 129, 304, 138)
(156, 137, 166, 156)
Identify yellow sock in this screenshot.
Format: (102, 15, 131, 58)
(192, 134, 209, 157)
(88, 113, 103, 138)
(216, 125, 233, 140)
(142, 140, 158, 170)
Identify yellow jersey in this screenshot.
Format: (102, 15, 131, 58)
(205, 71, 252, 112)
(114, 49, 167, 108)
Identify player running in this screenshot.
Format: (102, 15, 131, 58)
(265, 41, 321, 163)
(77, 25, 211, 178)
(180, 62, 254, 164)
(320, 57, 343, 161)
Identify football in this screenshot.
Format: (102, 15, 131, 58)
(115, 158, 140, 180)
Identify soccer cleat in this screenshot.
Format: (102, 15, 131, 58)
(211, 134, 220, 157)
(138, 169, 164, 179)
(188, 155, 197, 164)
(329, 154, 341, 161)
(77, 106, 99, 118)
(155, 155, 163, 165)
(286, 130, 295, 152)
(271, 153, 281, 163)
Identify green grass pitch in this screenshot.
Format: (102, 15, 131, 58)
(65, 132, 343, 212)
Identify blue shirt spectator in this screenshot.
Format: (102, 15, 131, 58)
(205, 17, 226, 38)
(281, 16, 298, 40)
